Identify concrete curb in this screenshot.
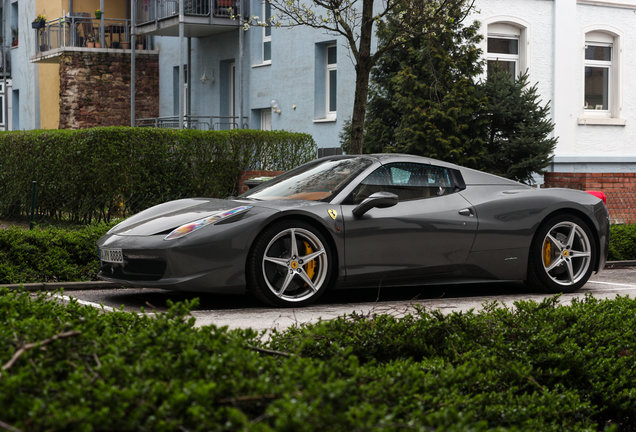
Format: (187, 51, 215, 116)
(2, 261, 634, 292)
(0, 281, 117, 292)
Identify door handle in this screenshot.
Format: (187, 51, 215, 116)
(458, 208, 474, 217)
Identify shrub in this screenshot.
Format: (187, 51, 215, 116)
(0, 128, 315, 223)
(0, 223, 113, 284)
(0, 291, 634, 430)
(608, 223, 636, 261)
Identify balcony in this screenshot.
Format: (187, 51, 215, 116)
(135, 0, 241, 37)
(137, 115, 248, 130)
(31, 14, 153, 62)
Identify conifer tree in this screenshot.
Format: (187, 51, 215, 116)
(481, 69, 557, 183)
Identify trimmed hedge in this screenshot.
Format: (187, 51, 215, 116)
(609, 223, 636, 261)
(0, 223, 113, 284)
(0, 291, 634, 430)
(0, 128, 315, 223)
(0, 222, 634, 285)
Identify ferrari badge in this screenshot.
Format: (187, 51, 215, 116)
(328, 209, 338, 220)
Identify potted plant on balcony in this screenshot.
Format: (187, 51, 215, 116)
(95, 9, 103, 19)
(86, 34, 96, 48)
(32, 15, 46, 29)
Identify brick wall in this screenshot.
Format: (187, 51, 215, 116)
(238, 170, 285, 194)
(544, 172, 636, 224)
(59, 52, 159, 128)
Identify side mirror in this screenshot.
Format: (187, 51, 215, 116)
(352, 192, 398, 217)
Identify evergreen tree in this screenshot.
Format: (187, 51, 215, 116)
(363, 9, 487, 167)
(481, 69, 557, 183)
(362, 15, 557, 184)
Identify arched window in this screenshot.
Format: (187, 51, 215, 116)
(486, 22, 527, 78)
(584, 31, 616, 115)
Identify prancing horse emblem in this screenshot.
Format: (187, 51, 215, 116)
(328, 209, 338, 220)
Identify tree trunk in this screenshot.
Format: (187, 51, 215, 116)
(348, 0, 375, 155)
(349, 63, 372, 154)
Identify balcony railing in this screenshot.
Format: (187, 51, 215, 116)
(34, 15, 152, 55)
(136, 115, 248, 130)
(136, 0, 240, 24)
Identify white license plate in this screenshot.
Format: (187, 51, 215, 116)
(100, 248, 124, 264)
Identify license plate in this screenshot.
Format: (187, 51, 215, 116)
(100, 248, 124, 264)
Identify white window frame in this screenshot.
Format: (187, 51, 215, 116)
(584, 42, 612, 113)
(579, 29, 624, 125)
(326, 44, 337, 119)
(486, 35, 519, 77)
(262, 0, 271, 64)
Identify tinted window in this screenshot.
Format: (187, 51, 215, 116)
(348, 163, 455, 204)
(242, 157, 372, 202)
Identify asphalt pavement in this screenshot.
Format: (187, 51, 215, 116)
(11, 264, 634, 333)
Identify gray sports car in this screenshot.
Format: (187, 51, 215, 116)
(98, 154, 609, 307)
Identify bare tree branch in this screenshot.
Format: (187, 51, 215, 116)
(1, 330, 81, 374)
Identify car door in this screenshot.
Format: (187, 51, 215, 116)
(341, 162, 478, 284)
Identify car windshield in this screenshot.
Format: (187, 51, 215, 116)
(241, 157, 373, 201)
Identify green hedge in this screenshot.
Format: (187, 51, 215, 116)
(0, 291, 634, 430)
(608, 223, 636, 261)
(0, 224, 113, 284)
(0, 222, 633, 285)
(0, 128, 315, 223)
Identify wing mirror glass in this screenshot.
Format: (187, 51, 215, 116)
(352, 192, 399, 217)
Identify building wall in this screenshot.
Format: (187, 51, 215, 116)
(58, 51, 159, 128)
(475, 0, 636, 172)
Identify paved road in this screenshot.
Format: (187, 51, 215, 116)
(55, 266, 636, 333)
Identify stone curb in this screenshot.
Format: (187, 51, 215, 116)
(1, 260, 634, 292)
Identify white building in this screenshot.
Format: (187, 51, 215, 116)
(477, 0, 636, 174)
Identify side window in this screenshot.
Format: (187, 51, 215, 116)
(348, 163, 456, 204)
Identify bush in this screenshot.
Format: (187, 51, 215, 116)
(0, 128, 316, 223)
(0, 290, 634, 430)
(609, 223, 636, 261)
(0, 223, 113, 284)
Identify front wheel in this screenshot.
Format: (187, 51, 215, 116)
(247, 220, 334, 307)
(528, 214, 596, 293)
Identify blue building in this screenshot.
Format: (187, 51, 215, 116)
(133, 0, 352, 154)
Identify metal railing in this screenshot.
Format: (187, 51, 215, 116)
(136, 0, 240, 24)
(136, 115, 249, 130)
(34, 16, 152, 55)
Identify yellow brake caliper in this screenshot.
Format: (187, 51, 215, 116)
(542, 239, 552, 267)
(303, 241, 316, 283)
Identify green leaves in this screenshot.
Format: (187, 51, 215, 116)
(0, 127, 316, 224)
(1, 291, 634, 430)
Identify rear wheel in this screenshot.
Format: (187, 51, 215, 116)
(247, 220, 333, 307)
(528, 214, 596, 293)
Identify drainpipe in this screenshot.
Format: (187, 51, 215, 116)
(131, 0, 136, 126)
(2, 0, 6, 130)
(187, 36, 191, 119)
(178, 0, 184, 129)
(238, 0, 243, 128)
(99, 0, 105, 47)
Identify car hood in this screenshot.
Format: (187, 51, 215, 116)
(107, 197, 321, 236)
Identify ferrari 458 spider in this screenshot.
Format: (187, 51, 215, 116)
(98, 154, 609, 307)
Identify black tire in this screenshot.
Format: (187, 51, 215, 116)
(528, 214, 597, 293)
(247, 220, 334, 307)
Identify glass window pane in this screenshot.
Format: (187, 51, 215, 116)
(585, 66, 609, 110)
(487, 60, 516, 77)
(585, 45, 611, 61)
(329, 69, 337, 112)
(264, 2, 271, 36)
(264, 41, 271, 61)
(487, 37, 519, 55)
(327, 46, 337, 65)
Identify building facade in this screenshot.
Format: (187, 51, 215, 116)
(10, 0, 636, 220)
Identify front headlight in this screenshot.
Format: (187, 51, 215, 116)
(164, 206, 252, 240)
